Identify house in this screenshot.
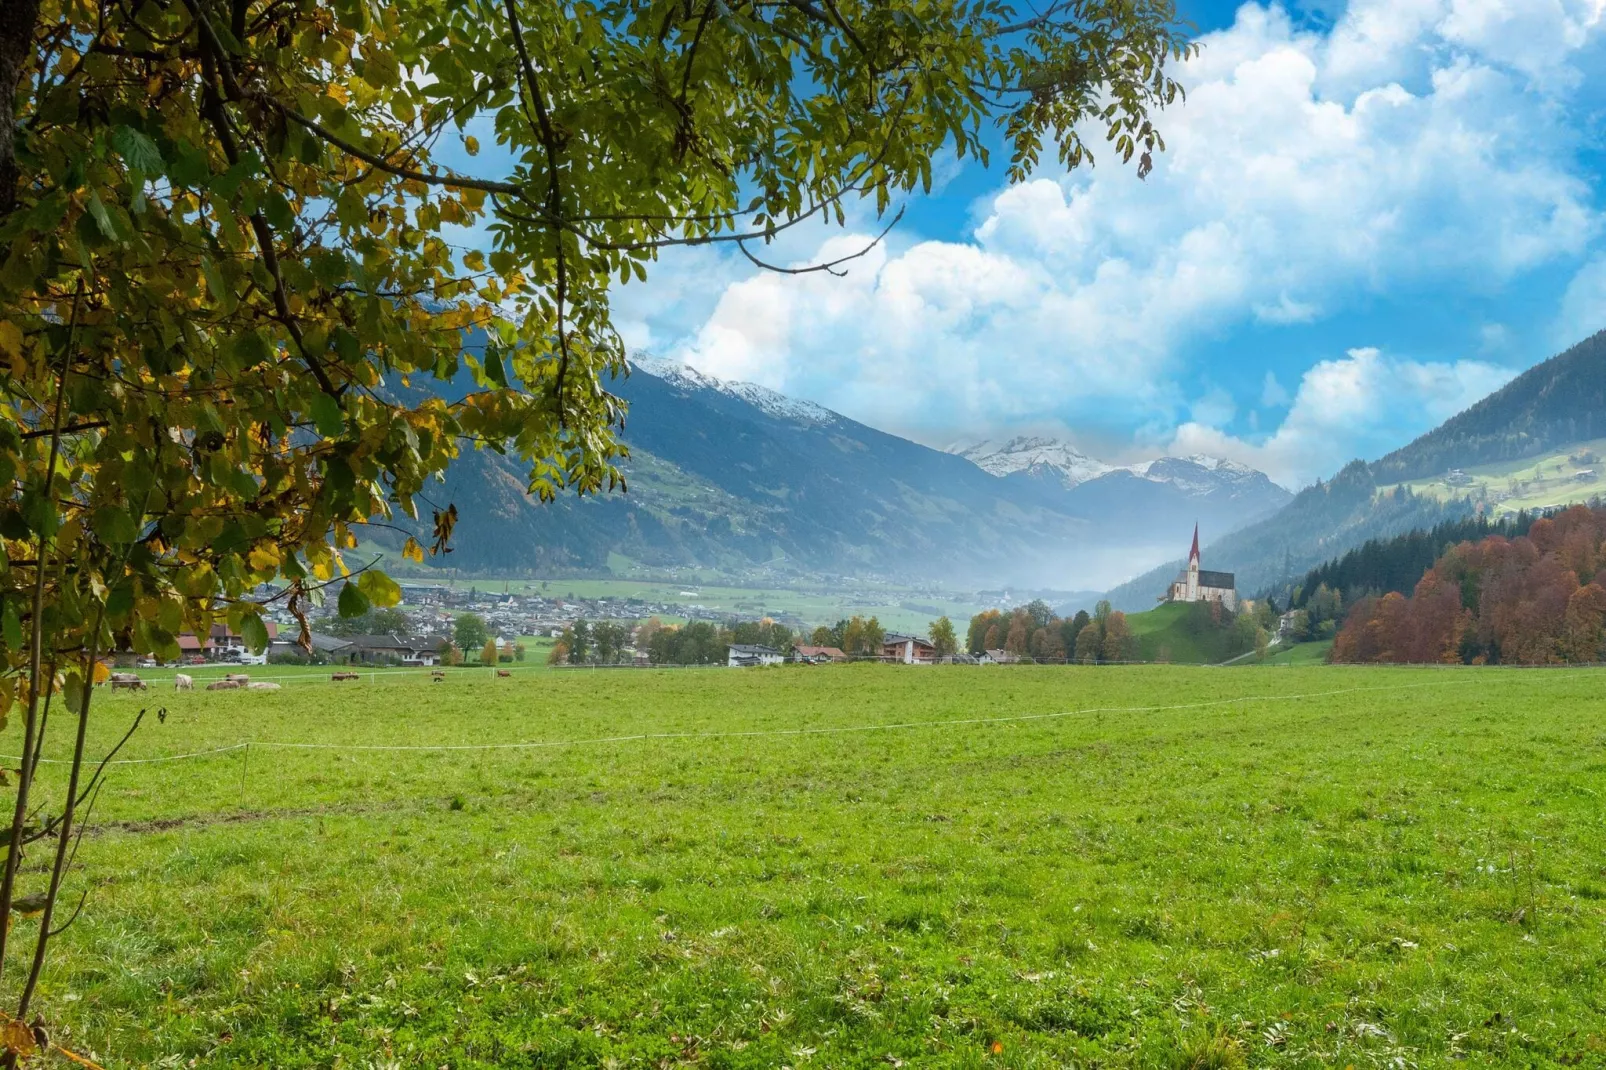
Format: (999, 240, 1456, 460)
(882, 634, 937, 664)
(728, 644, 784, 668)
(268, 632, 354, 661)
(793, 645, 848, 663)
(175, 622, 279, 664)
(345, 634, 448, 666)
(983, 648, 1019, 665)
(1164, 524, 1238, 612)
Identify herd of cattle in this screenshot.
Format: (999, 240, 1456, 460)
(105, 667, 516, 691)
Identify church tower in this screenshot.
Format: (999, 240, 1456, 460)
(1186, 522, 1200, 600)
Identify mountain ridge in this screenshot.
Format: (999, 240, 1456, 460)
(382, 361, 1288, 588)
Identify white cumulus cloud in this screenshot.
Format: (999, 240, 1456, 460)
(1168, 347, 1517, 488)
(657, 0, 1603, 480)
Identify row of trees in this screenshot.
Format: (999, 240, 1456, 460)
(1289, 513, 1541, 614)
(966, 600, 1137, 663)
(548, 613, 972, 666)
(1333, 506, 1606, 664)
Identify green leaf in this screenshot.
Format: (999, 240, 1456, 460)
(338, 580, 370, 618)
(201, 256, 236, 312)
(240, 613, 270, 654)
(230, 329, 274, 368)
(310, 393, 345, 438)
(84, 192, 118, 240)
(92, 506, 139, 545)
(105, 582, 135, 620)
(482, 346, 508, 387)
(112, 126, 164, 173)
(1, 598, 21, 650)
(357, 568, 402, 608)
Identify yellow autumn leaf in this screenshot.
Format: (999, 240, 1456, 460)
(92, 660, 111, 684)
(1, 1018, 35, 1056)
(248, 544, 281, 571)
(0, 322, 24, 362)
(402, 536, 425, 563)
(464, 135, 479, 156)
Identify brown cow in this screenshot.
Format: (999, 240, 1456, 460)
(496, 669, 512, 678)
(224, 673, 250, 685)
(110, 676, 147, 691)
(206, 680, 241, 691)
(331, 671, 360, 681)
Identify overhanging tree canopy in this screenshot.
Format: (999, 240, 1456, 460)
(0, 0, 1192, 1035)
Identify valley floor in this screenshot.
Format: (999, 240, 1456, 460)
(14, 664, 1606, 1066)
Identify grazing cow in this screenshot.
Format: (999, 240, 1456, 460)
(496, 669, 512, 678)
(430, 669, 446, 679)
(206, 680, 241, 691)
(331, 671, 359, 681)
(174, 674, 193, 691)
(246, 681, 281, 691)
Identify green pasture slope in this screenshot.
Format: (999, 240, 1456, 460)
(13, 665, 1606, 1066)
(1125, 602, 1247, 665)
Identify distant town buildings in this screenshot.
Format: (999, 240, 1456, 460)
(1164, 524, 1238, 612)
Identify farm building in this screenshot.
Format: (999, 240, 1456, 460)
(728, 644, 784, 667)
(343, 634, 450, 666)
(793, 645, 849, 663)
(882, 634, 937, 664)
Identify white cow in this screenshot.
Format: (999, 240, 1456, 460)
(246, 681, 281, 691)
(174, 673, 193, 691)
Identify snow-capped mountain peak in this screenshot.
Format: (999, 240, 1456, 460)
(951, 436, 1113, 489)
(633, 357, 839, 426)
(953, 438, 1277, 498)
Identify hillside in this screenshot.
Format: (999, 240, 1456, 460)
(1380, 437, 1605, 515)
(1373, 328, 1606, 481)
(1125, 602, 1250, 664)
(1106, 329, 1606, 611)
(1104, 462, 1471, 611)
(381, 361, 1286, 589)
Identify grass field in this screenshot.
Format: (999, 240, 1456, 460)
(1257, 640, 1335, 667)
(10, 665, 1606, 1067)
(1126, 603, 1248, 665)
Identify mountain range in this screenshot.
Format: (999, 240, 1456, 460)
(390, 360, 1289, 589)
(1103, 327, 1606, 611)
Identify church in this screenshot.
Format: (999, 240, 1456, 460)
(1164, 524, 1238, 611)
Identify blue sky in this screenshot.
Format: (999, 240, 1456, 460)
(462, 1, 1606, 489)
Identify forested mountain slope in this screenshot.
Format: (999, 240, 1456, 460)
(384, 361, 1286, 587)
(1374, 328, 1606, 481)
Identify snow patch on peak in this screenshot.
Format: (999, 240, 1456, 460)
(633, 357, 839, 426)
(953, 438, 1280, 498)
(951, 436, 1113, 488)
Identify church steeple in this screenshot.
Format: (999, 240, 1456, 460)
(1188, 522, 1200, 570)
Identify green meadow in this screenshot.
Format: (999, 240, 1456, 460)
(1381, 437, 1606, 515)
(9, 665, 1606, 1067)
